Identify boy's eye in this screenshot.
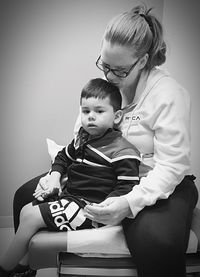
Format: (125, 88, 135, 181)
(82, 110, 90, 114)
(97, 110, 104, 114)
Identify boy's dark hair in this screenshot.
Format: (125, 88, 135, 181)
(80, 78, 122, 111)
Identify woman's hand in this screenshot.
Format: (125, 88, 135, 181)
(33, 172, 61, 201)
(84, 197, 132, 225)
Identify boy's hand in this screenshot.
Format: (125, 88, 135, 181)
(34, 174, 49, 201)
(33, 172, 61, 201)
(42, 187, 60, 199)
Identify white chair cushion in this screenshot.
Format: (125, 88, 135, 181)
(67, 224, 198, 257)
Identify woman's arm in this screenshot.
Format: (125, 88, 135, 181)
(124, 82, 191, 218)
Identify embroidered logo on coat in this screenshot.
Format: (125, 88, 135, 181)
(124, 115, 140, 121)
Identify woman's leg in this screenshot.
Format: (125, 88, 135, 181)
(13, 173, 47, 232)
(0, 203, 47, 272)
(122, 176, 198, 277)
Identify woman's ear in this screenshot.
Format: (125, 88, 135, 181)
(114, 110, 123, 124)
(138, 53, 149, 70)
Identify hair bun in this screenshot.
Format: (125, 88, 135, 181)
(130, 4, 153, 17)
(104, 4, 166, 70)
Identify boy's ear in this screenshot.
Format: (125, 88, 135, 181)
(114, 110, 123, 124)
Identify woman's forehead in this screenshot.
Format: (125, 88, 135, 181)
(100, 40, 136, 66)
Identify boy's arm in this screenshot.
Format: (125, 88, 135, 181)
(51, 145, 72, 174)
(34, 141, 75, 200)
(46, 142, 75, 192)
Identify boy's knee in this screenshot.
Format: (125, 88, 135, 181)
(20, 204, 36, 223)
(18, 203, 45, 235)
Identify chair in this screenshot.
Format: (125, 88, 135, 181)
(29, 208, 200, 277)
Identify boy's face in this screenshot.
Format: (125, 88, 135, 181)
(81, 96, 122, 136)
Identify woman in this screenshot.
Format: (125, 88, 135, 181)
(12, 4, 198, 277)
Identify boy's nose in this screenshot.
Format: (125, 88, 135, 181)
(88, 112, 95, 120)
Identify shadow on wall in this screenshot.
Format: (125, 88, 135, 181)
(162, 0, 200, 207)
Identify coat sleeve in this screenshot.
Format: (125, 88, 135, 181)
(51, 140, 75, 175)
(123, 81, 191, 218)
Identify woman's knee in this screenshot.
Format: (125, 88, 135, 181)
(142, 224, 182, 253)
(14, 185, 28, 204)
(13, 183, 35, 209)
(123, 217, 184, 256)
(13, 173, 48, 207)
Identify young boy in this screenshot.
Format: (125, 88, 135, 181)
(0, 78, 140, 277)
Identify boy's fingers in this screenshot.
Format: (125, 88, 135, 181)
(36, 196, 44, 201)
(33, 189, 46, 198)
(39, 178, 48, 190)
(33, 188, 43, 195)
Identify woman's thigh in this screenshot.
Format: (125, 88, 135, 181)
(13, 173, 48, 231)
(122, 177, 198, 276)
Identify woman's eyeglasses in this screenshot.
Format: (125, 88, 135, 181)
(96, 56, 139, 78)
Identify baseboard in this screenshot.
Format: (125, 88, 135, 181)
(0, 216, 13, 228)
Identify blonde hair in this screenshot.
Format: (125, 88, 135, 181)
(103, 4, 166, 70)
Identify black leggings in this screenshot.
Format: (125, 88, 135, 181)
(122, 176, 198, 277)
(13, 173, 48, 231)
(13, 174, 198, 277)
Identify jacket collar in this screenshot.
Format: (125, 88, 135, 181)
(74, 127, 121, 148)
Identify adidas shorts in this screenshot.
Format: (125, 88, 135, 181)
(38, 198, 94, 231)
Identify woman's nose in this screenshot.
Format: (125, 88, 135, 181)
(105, 71, 117, 83)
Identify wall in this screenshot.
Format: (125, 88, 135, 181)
(162, 0, 200, 207)
(0, 0, 163, 225)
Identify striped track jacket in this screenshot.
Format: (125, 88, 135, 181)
(51, 128, 141, 204)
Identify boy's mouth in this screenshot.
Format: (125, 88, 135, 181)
(87, 124, 97, 128)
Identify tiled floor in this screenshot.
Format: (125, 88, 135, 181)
(0, 228, 57, 277)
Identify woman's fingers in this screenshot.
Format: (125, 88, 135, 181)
(84, 205, 113, 224)
(85, 205, 111, 216)
(84, 212, 111, 225)
(84, 197, 131, 225)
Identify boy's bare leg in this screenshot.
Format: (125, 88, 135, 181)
(0, 203, 46, 271)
